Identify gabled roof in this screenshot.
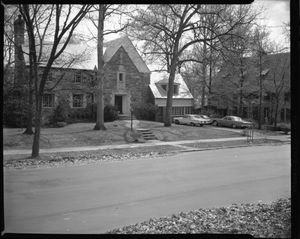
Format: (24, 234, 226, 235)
(22, 41, 97, 70)
(149, 71, 193, 99)
(215, 52, 290, 83)
(20, 35, 151, 73)
(103, 35, 150, 73)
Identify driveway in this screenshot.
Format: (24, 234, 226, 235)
(3, 145, 290, 234)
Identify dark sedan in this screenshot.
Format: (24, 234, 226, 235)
(211, 116, 253, 129)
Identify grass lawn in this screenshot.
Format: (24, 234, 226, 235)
(3, 120, 243, 150)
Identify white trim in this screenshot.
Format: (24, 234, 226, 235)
(42, 93, 55, 108)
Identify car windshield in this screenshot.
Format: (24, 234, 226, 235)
(192, 115, 202, 119)
(200, 115, 209, 119)
(232, 117, 242, 121)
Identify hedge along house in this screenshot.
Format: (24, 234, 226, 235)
(149, 71, 194, 122)
(18, 33, 152, 122)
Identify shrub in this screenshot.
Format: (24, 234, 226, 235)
(104, 104, 119, 122)
(51, 95, 71, 125)
(132, 103, 158, 121)
(3, 85, 29, 128)
(276, 122, 291, 134)
(56, 122, 67, 127)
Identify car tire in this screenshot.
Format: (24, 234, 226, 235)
(212, 121, 218, 126)
(232, 124, 237, 129)
(175, 120, 180, 124)
(190, 122, 195, 126)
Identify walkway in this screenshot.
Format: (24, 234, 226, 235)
(3, 133, 290, 156)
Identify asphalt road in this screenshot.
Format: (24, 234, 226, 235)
(3, 145, 290, 234)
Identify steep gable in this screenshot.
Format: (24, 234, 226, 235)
(103, 35, 150, 73)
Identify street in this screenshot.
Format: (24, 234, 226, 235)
(3, 145, 290, 234)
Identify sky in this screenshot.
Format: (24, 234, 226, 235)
(97, 1, 290, 43)
(252, 0, 290, 46)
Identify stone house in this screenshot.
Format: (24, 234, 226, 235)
(15, 28, 194, 122)
(212, 52, 290, 124)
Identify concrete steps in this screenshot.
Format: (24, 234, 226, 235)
(118, 114, 136, 120)
(136, 128, 157, 141)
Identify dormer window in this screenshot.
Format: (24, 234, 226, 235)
(161, 84, 167, 91)
(159, 84, 179, 94)
(173, 85, 179, 94)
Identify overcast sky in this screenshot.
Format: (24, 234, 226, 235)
(98, 2, 290, 44)
(253, 0, 290, 45)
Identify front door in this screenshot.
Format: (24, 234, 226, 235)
(115, 95, 123, 114)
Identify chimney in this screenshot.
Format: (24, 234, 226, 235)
(14, 14, 25, 85)
(14, 15, 25, 45)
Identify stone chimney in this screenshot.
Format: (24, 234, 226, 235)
(14, 14, 25, 45)
(14, 14, 26, 85)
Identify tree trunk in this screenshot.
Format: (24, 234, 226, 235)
(238, 89, 243, 117)
(201, 43, 207, 113)
(31, 94, 42, 158)
(23, 56, 34, 135)
(274, 98, 279, 128)
(94, 4, 106, 131)
(164, 64, 176, 127)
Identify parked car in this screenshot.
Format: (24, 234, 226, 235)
(211, 116, 253, 129)
(173, 114, 209, 126)
(199, 115, 212, 125)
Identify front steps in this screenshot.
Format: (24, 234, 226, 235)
(118, 114, 136, 120)
(136, 128, 157, 141)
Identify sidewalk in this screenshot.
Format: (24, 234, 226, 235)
(3, 133, 290, 156)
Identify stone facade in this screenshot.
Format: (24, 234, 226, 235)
(39, 42, 151, 121)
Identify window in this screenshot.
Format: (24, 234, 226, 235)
(172, 107, 184, 115)
(173, 85, 179, 94)
(73, 94, 83, 108)
(161, 84, 167, 91)
(117, 72, 125, 90)
(74, 72, 82, 83)
(185, 107, 192, 114)
(119, 73, 123, 82)
(42, 94, 54, 108)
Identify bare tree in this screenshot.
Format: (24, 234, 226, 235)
(128, 4, 260, 126)
(19, 4, 92, 158)
(86, 4, 130, 130)
(251, 26, 271, 129)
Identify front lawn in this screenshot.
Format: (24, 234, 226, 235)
(3, 121, 243, 150)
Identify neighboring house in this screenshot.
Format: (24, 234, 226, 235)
(149, 71, 194, 122)
(212, 52, 290, 123)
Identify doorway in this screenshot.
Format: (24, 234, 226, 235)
(115, 95, 123, 114)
